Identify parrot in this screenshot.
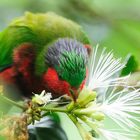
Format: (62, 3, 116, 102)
(0, 12, 91, 100)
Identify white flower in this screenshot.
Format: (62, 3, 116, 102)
(86, 45, 128, 90)
(98, 88, 140, 132)
(32, 90, 52, 105)
(81, 45, 140, 140)
(81, 88, 140, 140)
(96, 129, 136, 140)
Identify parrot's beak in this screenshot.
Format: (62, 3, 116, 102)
(69, 87, 81, 101)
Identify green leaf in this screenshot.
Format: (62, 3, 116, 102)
(42, 112, 61, 124)
(28, 117, 68, 140)
(121, 54, 138, 76)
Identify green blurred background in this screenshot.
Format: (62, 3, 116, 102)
(0, 0, 140, 140)
(0, 0, 140, 63)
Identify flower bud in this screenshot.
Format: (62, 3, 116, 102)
(27, 117, 32, 125)
(76, 87, 96, 107)
(26, 108, 32, 114)
(91, 112, 105, 121)
(34, 116, 41, 121)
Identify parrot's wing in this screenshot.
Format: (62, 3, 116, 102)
(0, 26, 40, 71)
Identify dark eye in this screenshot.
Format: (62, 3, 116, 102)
(58, 74, 63, 80)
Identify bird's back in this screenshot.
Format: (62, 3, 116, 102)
(0, 12, 90, 75)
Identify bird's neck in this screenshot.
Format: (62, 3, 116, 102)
(13, 66, 44, 97)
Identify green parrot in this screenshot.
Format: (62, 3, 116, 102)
(0, 12, 91, 99)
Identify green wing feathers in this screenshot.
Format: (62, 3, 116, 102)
(0, 12, 90, 74)
(0, 26, 39, 71)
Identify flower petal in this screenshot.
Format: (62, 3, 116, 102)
(86, 45, 127, 90)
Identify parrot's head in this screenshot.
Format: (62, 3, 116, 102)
(43, 38, 89, 98)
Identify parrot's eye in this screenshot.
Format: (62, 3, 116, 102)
(58, 74, 63, 80)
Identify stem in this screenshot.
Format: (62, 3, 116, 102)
(68, 114, 93, 140)
(78, 116, 98, 130)
(0, 95, 25, 110)
(41, 107, 68, 113)
(74, 108, 95, 115)
(67, 101, 75, 111)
